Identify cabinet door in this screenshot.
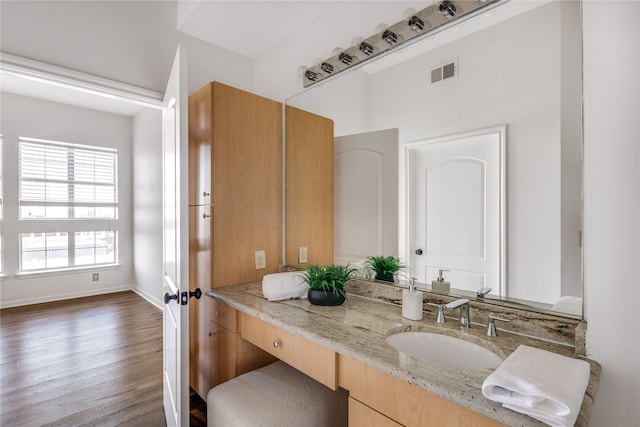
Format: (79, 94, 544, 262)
(188, 83, 213, 206)
(210, 321, 238, 388)
(189, 205, 212, 398)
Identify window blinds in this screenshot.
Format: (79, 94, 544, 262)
(19, 137, 118, 219)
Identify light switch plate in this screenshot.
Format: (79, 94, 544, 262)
(299, 246, 308, 264)
(255, 250, 266, 269)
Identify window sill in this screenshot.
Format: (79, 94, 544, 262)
(14, 264, 121, 279)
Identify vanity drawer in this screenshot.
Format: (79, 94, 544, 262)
(240, 312, 337, 390)
(349, 397, 402, 427)
(211, 299, 238, 332)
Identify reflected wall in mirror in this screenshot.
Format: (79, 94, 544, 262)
(285, 0, 582, 318)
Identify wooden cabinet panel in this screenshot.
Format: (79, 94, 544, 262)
(189, 205, 212, 399)
(188, 82, 283, 397)
(240, 312, 337, 390)
(189, 83, 213, 206)
(338, 355, 504, 427)
(210, 298, 237, 332)
(285, 105, 334, 267)
(212, 83, 283, 287)
(210, 321, 238, 388)
(349, 397, 403, 427)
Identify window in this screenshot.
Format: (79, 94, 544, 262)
(18, 137, 119, 273)
(19, 137, 118, 219)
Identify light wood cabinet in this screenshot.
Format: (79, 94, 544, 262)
(285, 105, 334, 267)
(240, 312, 337, 390)
(338, 354, 504, 427)
(209, 302, 276, 390)
(349, 397, 403, 427)
(188, 82, 282, 399)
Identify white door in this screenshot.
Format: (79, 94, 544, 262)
(334, 128, 398, 266)
(407, 126, 505, 296)
(163, 46, 189, 427)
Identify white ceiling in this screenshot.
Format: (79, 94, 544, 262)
(177, 1, 342, 59)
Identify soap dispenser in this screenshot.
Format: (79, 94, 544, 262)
(402, 278, 423, 321)
(432, 269, 451, 294)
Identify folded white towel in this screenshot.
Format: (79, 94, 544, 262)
(262, 272, 309, 302)
(482, 345, 590, 427)
(551, 296, 582, 316)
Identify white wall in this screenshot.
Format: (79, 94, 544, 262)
(0, 93, 134, 307)
(132, 108, 163, 308)
(583, 1, 640, 425)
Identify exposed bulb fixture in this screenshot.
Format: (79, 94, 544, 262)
(408, 15, 425, 32)
(301, 0, 500, 87)
(382, 29, 398, 45)
(339, 52, 353, 65)
(304, 70, 318, 82)
(439, 1, 457, 18)
(359, 42, 374, 56)
(320, 62, 334, 74)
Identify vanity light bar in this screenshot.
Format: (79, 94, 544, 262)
(301, 0, 504, 88)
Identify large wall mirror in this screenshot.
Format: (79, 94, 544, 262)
(285, 0, 583, 318)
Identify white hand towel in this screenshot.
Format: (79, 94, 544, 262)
(262, 272, 309, 302)
(482, 345, 590, 427)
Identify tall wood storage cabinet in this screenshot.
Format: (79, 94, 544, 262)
(188, 82, 282, 399)
(285, 105, 334, 267)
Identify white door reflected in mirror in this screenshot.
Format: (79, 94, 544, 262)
(408, 126, 505, 298)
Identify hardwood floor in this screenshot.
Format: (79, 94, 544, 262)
(0, 291, 171, 426)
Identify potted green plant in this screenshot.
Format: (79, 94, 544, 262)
(300, 264, 357, 306)
(365, 255, 406, 283)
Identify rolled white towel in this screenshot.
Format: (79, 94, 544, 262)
(262, 272, 309, 302)
(482, 345, 590, 427)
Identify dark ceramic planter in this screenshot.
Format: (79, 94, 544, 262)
(308, 289, 346, 306)
(377, 274, 395, 283)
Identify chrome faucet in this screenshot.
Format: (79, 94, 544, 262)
(477, 287, 492, 297)
(445, 298, 470, 328)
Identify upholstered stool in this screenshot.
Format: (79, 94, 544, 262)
(206, 361, 348, 427)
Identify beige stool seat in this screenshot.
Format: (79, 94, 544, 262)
(207, 361, 348, 427)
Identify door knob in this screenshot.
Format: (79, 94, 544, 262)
(203, 191, 210, 197)
(202, 213, 210, 219)
(415, 249, 423, 255)
(164, 292, 179, 304)
(189, 288, 202, 300)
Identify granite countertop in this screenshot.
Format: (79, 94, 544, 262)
(205, 282, 600, 427)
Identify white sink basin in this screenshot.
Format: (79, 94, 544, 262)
(386, 332, 503, 370)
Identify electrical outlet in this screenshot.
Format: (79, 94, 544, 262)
(92, 273, 99, 281)
(298, 246, 308, 264)
(255, 250, 266, 270)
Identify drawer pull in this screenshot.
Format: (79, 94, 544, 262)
(203, 191, 211, 197)
(216, 311, 223, 318)
(272, 340, 281, 348)
(203, 213, 210, 219)
(209, 331, 215, 337)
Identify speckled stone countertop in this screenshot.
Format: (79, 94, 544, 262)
(206, 282, 600, 426)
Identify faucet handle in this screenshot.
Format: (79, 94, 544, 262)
(425, 302, 446, 324)
(486, 315, 511, 337)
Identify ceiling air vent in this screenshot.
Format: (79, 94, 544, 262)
(430, 60, 457, 84)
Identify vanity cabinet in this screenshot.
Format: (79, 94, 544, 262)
(285, 105, 334, 267)
(209, 300, 276, 390)
(338, 355, 504, 427)
(188, 82, 282, 399)
(240, 312, 337, 390)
